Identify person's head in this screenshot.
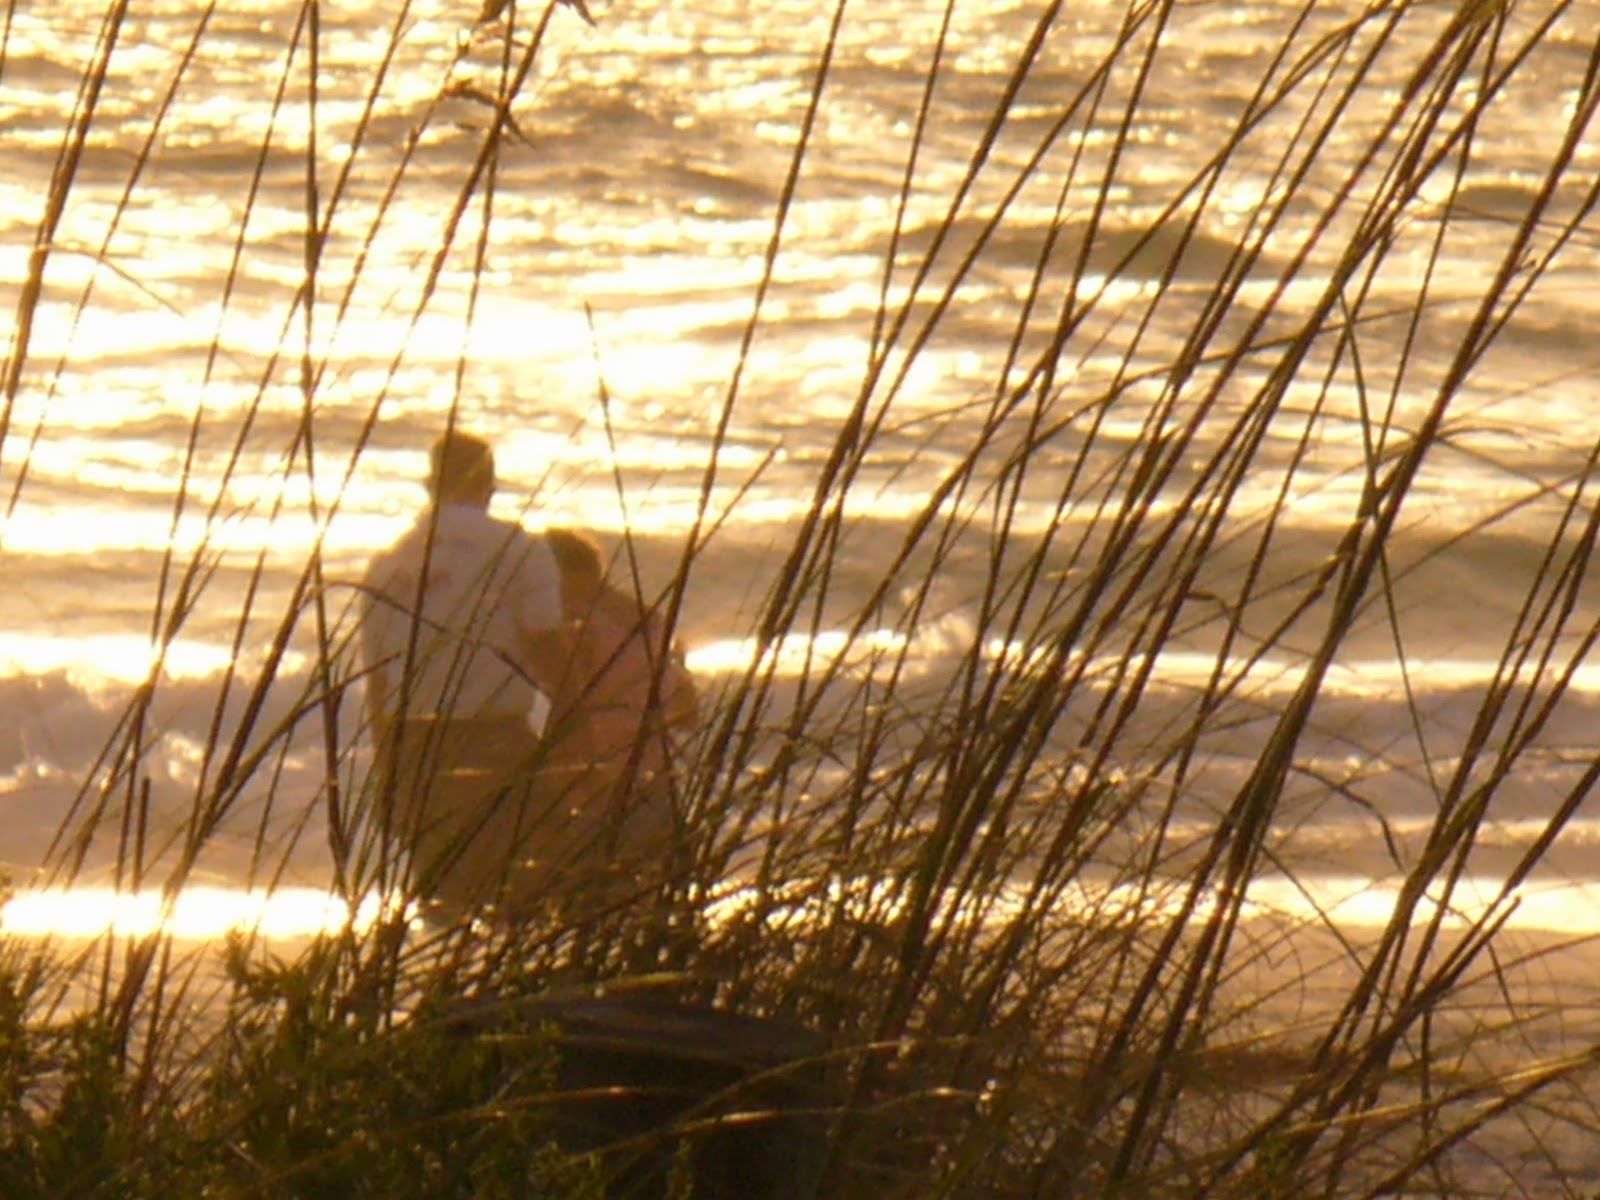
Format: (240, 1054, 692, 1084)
(545, 526, 606, 612)
(428, 429, 495, 507)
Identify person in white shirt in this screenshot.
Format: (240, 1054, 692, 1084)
(359, 428, 569, 920)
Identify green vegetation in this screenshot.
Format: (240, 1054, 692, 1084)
(5, 0, 1600, 1195)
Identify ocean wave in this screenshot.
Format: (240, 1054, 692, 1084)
(3, 626, 1597, 897)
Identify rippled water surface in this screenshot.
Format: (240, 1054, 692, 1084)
(5, 0, 1600, 932)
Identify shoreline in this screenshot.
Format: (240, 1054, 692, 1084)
(10, 862, 1600, 941)
(5, 874, 1599, 1195)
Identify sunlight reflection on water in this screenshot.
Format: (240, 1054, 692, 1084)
(0, 886, 385, 940)
(709, 872, 1600, 939)
(3, 873, 1597, 944)
(0, 632, 302, 688)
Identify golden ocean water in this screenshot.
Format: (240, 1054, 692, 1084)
(4, 0, 1600, 938)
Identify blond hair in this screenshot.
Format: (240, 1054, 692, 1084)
(544, 526, 605, 585)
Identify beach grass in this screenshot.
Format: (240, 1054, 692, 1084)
(5, 0, 1600, 1195)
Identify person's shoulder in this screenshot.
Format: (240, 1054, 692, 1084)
(465, 512, 561, 592)
(596, 581, 646, 616)
(489, 515, 558, 564)
(361, 526, 410, 586)
(432, 506, 536, 555)
(363, 512, 433, 575)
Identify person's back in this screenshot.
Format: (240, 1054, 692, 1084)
(565, 580, 697, 773)
(528, 529, 699, 907)
(359, 430, 568, 920)
(362, 503, 559, 728)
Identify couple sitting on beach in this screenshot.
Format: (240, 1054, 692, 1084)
(358, 429, 698, 924)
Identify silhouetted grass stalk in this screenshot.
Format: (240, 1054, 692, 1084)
(3, 0, 1600, 1195)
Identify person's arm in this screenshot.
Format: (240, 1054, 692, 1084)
(358, 563, 397, 743)
(363, 659, 391, 729)
(662, 655, 700, 735)
(521, 623, 577, 696)
(625, 590, 699, 735)
(514, 532, 582, 702)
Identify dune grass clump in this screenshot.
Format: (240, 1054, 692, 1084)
(5, 0, 1600, 1195)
